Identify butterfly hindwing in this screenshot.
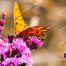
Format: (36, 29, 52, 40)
(18, 26, 49, 38)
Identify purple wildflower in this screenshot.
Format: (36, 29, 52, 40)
(28, 36, 44, 47)
(0, 38, 33, 66)
(0, 39, 11, 54)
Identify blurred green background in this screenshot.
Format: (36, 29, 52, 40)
(0, 0, 66, 66)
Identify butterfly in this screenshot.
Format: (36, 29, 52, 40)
(14, 2, 50, 38)
(13, 2, 50, 50)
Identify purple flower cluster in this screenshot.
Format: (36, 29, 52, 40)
(0, 38, 33, 66)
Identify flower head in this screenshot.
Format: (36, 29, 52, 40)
(28, 36, 44, 47)
(0, 38, 32, 66)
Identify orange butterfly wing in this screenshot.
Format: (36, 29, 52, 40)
(18, 26, 49, 38)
